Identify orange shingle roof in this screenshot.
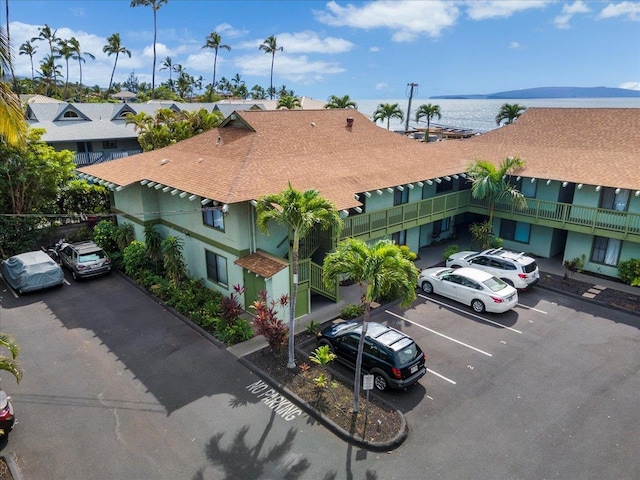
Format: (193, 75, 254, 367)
(79, 107, 640, 211)
(234, 250, 288, 278)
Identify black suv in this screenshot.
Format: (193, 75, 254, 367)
(317, 321, 426, 391)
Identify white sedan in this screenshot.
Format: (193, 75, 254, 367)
(417, 267, 518, 313)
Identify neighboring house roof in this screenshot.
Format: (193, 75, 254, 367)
(234, 250, 289, 279)
(215, 96, 327, 110)
(20, 94, 65, 104)
(78, 107, 640, 211)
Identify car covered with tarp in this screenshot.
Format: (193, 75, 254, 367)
(1, 250, 64, 294)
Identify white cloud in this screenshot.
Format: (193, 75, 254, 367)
(369, 46, 380, 52)
(314, 0, 460, 42)
(236, 31, 353, 54)
(464, 0, 551, 20)
(234, 53, 344, 83)
(375, 82, 388, 90)
(619, 81, 640, 90)
(214, 23, 247, 39)
(597, 1, 640, 21)
(554, 1, 591, 29)
(509, 41, 521, 49)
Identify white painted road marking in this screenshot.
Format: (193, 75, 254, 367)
(418, 294, 523, 334)
(516, 303, 548, 314)
(386, 310, 493, 357)
(427, 368, 456, 385)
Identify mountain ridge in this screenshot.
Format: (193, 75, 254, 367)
(430, 86, 640, 99)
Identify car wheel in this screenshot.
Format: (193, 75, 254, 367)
(421, 281, 433, 294)
(373, 373, 388, 391)
(471, 299, 486, 313)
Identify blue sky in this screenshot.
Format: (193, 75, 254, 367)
(5, 0, 640, 100)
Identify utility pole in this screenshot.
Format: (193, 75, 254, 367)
(405, 82, 418, 133)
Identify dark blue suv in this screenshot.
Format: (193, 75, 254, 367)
(317, 321, 426, 391)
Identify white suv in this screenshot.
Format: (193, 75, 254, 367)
(445, 247, 539, 290)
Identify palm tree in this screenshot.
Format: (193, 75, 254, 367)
(37, 54, 62, 97)
(276, 94, 301, 110)
(32, 24, 59, 58)
(259, 35, 283, 100)
(373, 103, 404, 130)
(202, 31, 231, 100)
(0, 333, 22, 386)
(256, 183, 343, 369)
(103, 33, 131, 94)
(495, 103, 526, 126)
(466, 156, 527, 223)
(130, 0, 168, 99)
(0, 26, 26, 145)
(250, 84, 267, 100)
(57, 39, 74, 98)
(159, 56, 176, 92)
(19, 39, 38, 81)
(69, 37, 94, 97)
(324, 94, 357, 109)
(323, 238, 418, 412)
(415, 103, 441, 142)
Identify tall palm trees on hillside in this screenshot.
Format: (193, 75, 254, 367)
(19, 39, 38, 81)
(69, 37, 94, 95)
(259, 35, 283, 100)
(202, 31, 231, 100)
(496, 103, 526, 126)
(373, 103, 404, 130)
(130, 0, 168, 99)
(103, 33, 131, 94)
(415, 103, 441, 142)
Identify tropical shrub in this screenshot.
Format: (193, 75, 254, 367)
(122, 241, 150, 280)
(93, 219, 119, 253)
(115, 223, 136, 251)
(250, 290, 288, 354)
(161, 236, 187, 283)
(213, 317, 253, 345)
(340, 303, 365, 319)
(617, 258, 640, 286)
(443, 245, 459, 261)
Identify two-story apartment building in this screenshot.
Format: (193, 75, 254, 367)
(78, 107, 640, 317)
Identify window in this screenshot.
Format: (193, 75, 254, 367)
(435, 180, 452, 193)
(63, 110, 79, 119)
(591, 236, 621, 266)
(511, 178, 536, 198)
(205, 250, 228, 286)
(600, 188, 629, 212)
(500, 220, 531, 243)
(102, 140, 117, 149)
(392, 230, 406, 245)
(203, 207, 224, 231)
(394, 188, 409, 206)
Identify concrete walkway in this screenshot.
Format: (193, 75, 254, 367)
(227, 237, 638, 358)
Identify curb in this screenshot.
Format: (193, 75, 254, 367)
(239, 335, 408, 452)
(536, 273, 639, 317)
(2, 453, 23, 480)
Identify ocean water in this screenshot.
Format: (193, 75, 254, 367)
(353, 97, 640, 133)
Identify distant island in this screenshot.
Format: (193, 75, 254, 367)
(430, 86, 640, 99)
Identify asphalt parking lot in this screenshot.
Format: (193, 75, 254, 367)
(312, 286, 640, 479)
(1, 270, 639, 479)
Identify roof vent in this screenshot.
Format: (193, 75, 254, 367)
(346, 117, 354, 127)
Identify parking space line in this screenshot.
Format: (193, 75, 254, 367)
(516, 303, 548, 314)
(418, 294, 523, 334)
(427, 368, 456, 385)
(385, 310, 493, 357)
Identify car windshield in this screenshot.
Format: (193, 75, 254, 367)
(435, 268, 455, 277)
(483, 276, 508, 292)
(79, 251, 106, 263)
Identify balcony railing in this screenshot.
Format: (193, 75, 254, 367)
(75, 149, 143, 166)
(342, 190, 640, 242)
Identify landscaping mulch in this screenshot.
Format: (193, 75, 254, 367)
(245, 343, 404, 446)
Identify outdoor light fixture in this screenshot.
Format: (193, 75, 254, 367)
(516, 176, 521, 181)
(595, 186, 601, 192)
(222, 204, 229, 213)
(615, 188, 621, 194)
(546, 179, 552, 185)
(635, 191, 640, 197)
(577, 184, 583, 189)
(562, 182, 568, 187)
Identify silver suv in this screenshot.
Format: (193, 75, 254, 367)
(58, 241, 111, 280)
(445, 247, 539, 290)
